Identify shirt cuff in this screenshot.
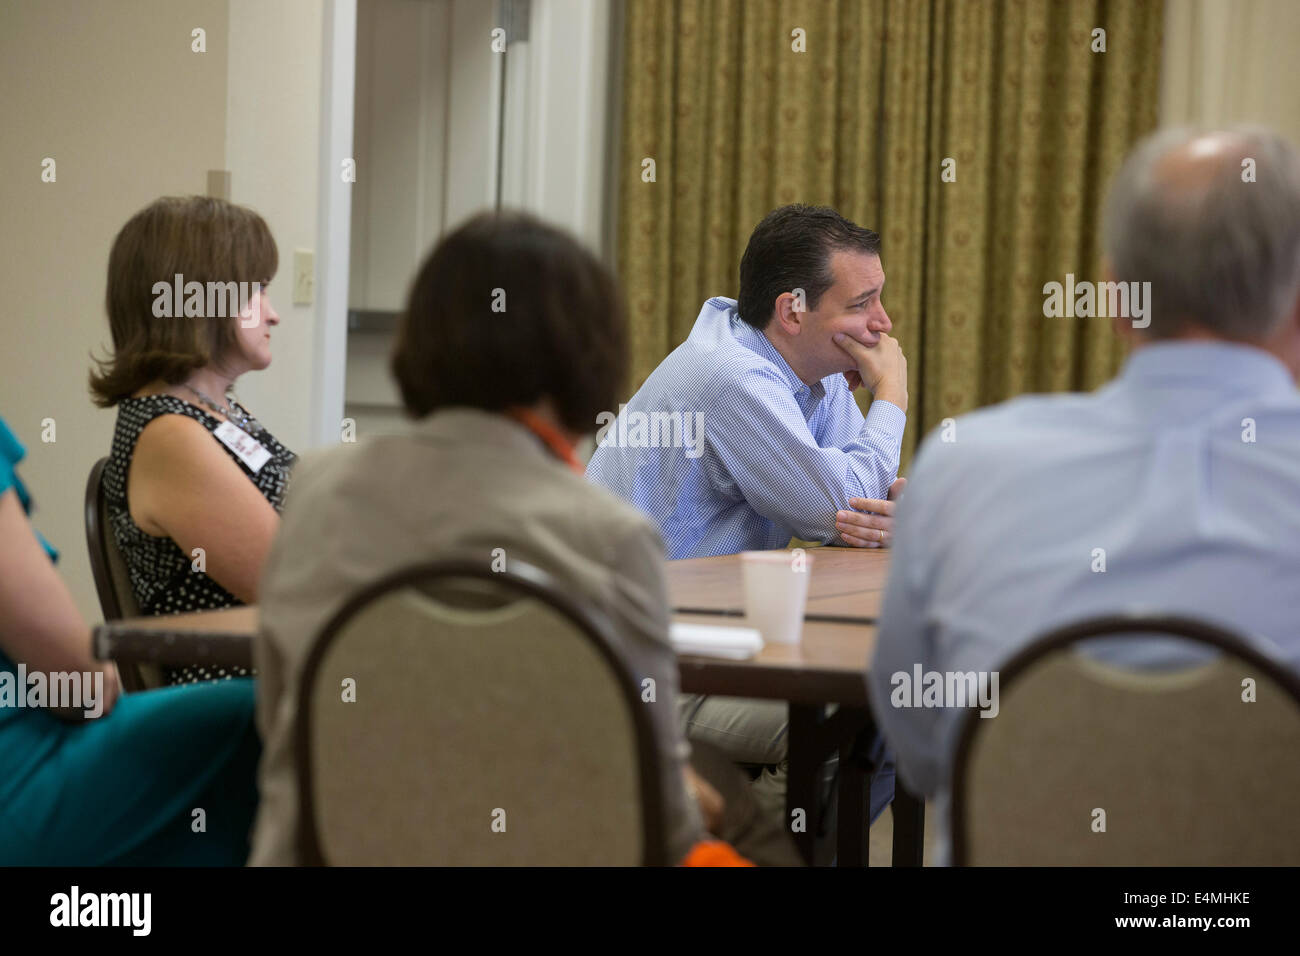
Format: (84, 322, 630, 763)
(863, 398, 907, 442)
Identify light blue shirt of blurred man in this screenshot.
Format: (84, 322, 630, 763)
(870, 127, 1300, 862)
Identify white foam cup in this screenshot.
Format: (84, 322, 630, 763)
(740, 550, 813, 645)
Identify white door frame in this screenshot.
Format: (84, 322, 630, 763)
(313, 0, 357, 447)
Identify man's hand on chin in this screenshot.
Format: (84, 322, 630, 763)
(834, 477, 907, 548)
(834, 330, 909, 413)
(839, 334, 870, 390)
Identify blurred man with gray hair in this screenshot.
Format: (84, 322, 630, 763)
(869, 127, 1300, 860)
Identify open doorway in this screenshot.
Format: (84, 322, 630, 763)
(323, 0, 617, 442)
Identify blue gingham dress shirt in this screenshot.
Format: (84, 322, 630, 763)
(586, 297, 906, 558)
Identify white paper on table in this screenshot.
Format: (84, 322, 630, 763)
(670, 622, 764, 660)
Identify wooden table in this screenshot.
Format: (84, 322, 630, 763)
(665, 548, 920, 867)
(93, 606, 257, 667)
(93, 548, 923, 867)
(666, 546, 889, 622)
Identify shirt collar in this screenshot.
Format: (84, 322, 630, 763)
(729, 309, 827, 403)
(411, 407, 557, 460)
(1119, 340, 1296, 398)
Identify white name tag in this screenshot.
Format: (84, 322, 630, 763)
(214, 420, 272, 473)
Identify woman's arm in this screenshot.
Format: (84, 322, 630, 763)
(0, 487, 120, 717)
(128, 414, 281, 604)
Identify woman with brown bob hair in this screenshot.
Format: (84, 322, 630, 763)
(90, 196, 296, 684)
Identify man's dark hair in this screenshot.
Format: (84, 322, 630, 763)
(392, 211, 627, 432)
(736, 204, 881, 330)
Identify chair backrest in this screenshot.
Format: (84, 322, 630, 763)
(84, 457, 153, 691)
(951, 614, 1300, 865)
(295, 559, 667, 866)
(84, 457, 139, 621)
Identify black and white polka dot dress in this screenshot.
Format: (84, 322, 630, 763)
(103, 394, 296, 685)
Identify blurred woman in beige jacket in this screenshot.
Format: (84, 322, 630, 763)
(250, 212, 713, 865)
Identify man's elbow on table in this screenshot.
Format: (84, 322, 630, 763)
(832, 476, 906, 548)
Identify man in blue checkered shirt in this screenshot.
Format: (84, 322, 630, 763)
(587, 205, 908, 846)
(588, 205, 908, 558)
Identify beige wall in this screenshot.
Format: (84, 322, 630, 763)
(222, 0, 324, 456)
(0, 0, 230, 622)
(1161, 0, 1300, 143)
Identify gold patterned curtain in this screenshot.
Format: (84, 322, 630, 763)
(616, 0, 1164, 464)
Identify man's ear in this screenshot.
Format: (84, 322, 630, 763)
(1269, 285, 1300, 380)
(1111, 311, 1135, 344)
(1101, 259, 1138, 347)
(773, 292, 804, 336)
(1284, 284, 1300, 335)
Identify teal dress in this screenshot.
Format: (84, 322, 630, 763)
(0, 418, 260, 865)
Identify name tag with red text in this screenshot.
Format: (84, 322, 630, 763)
(214, 420, 272, 473)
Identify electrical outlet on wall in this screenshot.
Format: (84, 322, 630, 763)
(293, 249, 314, 305)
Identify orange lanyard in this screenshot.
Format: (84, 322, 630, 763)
(506, 407, 584, 475)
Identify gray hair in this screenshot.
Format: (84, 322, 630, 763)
(1102, 126, 1300, 339)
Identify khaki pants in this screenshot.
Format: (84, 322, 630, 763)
(678, 694, 896, 861)
(685, 740, 803, 866)
(677, 694, 796, 823)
